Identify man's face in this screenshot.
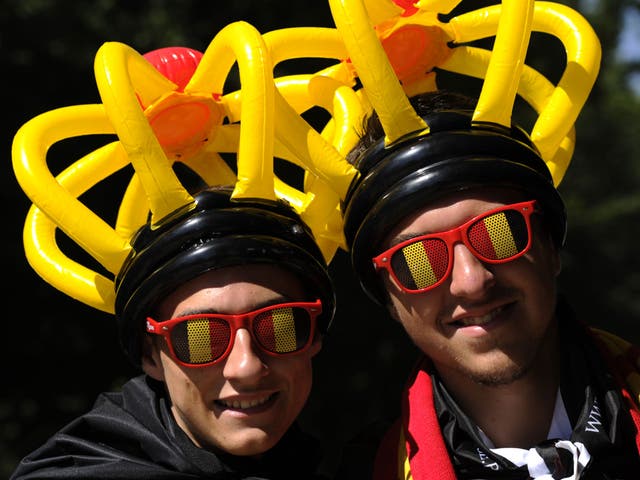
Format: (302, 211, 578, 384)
(377, 191, 561, 386)
(142, 264, 321, 456)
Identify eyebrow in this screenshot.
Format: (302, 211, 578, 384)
(392, 231, 432, 245)
(173, 295, 300, 318)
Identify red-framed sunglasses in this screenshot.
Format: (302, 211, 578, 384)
(372, 200, 539, 294)
(146, 299, 322, 368)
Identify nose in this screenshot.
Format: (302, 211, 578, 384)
(448, 243, 495, 298)
(222, 329, 267, 380)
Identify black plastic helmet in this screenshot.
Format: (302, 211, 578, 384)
(343, 109, 566, 305)
(114, 186, 335, 367)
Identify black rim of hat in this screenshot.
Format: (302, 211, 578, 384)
(343, 110, 566, 304)
(115, 187, 335, 367)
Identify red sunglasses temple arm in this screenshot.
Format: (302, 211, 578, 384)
(145, 318, 166, 334)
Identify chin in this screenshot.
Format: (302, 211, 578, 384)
(221, 430, 280, 457)
(464, 358, 531, 387)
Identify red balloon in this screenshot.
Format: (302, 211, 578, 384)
(143, 47, 204, 91)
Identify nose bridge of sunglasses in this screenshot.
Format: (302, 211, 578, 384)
(228, 325, 257, 355)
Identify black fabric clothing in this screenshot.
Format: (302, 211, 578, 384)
(10, 375, 326, 480)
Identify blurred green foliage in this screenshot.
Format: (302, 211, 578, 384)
(2, 0, 639, 477)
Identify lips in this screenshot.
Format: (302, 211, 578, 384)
(215, 392, 278, 410)
(452, 305, 505, 327)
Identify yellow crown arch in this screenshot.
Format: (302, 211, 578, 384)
(15, 106, 130, 311)
(221, 26, 362, 253)
(327, 0, 601, 186)
(12, 21, 364, 314)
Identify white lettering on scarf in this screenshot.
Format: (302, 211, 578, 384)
(477, 447, 500, 470)
(584, 403, 602, 433)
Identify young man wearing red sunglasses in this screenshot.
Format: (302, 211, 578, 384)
(10, 187, 335, 479)
(337, 90, 640, 479)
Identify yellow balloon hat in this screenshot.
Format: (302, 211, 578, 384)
(13, 2, 602, 312)
(328, 0, 601, 185)
(323, 0, 601, 303)
(12, 21, 363, 315)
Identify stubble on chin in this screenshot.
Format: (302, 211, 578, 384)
(448, 345, 533, 387)
(466, 362, 530, 386)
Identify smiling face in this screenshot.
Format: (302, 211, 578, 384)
(377, 190, 562, 387)
(141, 264, 321, 456)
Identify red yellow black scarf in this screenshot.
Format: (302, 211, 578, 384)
(373, 306, 640, 479)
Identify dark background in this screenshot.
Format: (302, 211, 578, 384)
(2, 0, 640, 477)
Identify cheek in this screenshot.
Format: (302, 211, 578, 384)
(531, 221, 562, 277)
(389, 280, 442, 315)
(528, 238, 561, 286)
(388, 293, 441, 340)
(282, 354, 314, 381)
(273, 355, 314, 399)
(161, 355, 219, 404)
(161, 359, 191, 394)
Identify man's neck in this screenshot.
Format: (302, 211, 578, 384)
(436, 342, 561, 448)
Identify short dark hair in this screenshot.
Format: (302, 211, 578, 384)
(346, 90, 477, 164)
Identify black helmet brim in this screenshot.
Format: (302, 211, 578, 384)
(343, 111, 566, 304)
(115, 188, 335, 367)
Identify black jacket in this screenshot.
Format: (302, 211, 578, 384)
(10, 375, 326, 479)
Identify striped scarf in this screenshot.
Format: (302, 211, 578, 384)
(373, 302, 640, 479)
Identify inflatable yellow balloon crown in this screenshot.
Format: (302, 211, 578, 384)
(321, 0, 601, 303)
(12, 1, 602, 313)
(328, 0, 601, 185)
(12, 20, 363, 314)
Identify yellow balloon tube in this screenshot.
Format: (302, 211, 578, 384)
(274, 81, 359, 199)
(115, 174, 150, 242)
(263, 27, 347, 66)
(12, 105, 130, 273)
(440, 43, 576, 185)
(188, 21, 276, 200)
(94, 42, 194, 222)
(362, 0, 404, 25)
(13, 19, 373, 314)
(24, 205, 116, 313)
(329, 0, 426, 144)
(529, 3, 601, 184)
(473, 0, 535, 127)
(414, 0, 459, 14)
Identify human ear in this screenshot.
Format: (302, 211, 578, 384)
(381, 285, 403, 323)
(535, 218, 562, 277)
(545, 228, 562, 277)
(141, 334, 166, 381)
(388, 302, 402, 323)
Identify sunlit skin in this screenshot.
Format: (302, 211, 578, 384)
(141, 264, 321, 456)
(378, 189, 563, 447)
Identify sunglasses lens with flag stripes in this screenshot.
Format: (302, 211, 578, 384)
(372, 201, 538, 293)
(146, 300, 321, 367)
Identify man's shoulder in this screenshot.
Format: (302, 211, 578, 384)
(589, 327, 639, 351)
